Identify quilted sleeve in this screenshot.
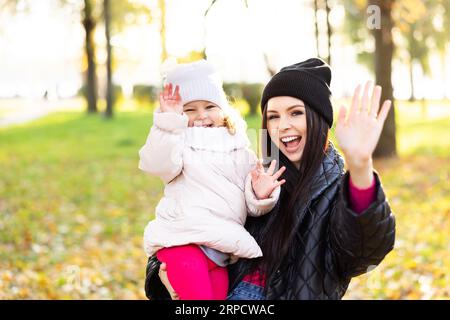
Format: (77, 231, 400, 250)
(329, 171, 396, 279)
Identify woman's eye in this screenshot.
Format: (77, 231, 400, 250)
(206, 105, 216, 109)
(184, 109, 194, 112)
(292, 111, 304, 116)
(268, 115, 279, 120)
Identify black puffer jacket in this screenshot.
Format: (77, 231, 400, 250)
(144, 145, 396, 300)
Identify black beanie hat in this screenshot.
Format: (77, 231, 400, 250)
(261, 57, 333, 128)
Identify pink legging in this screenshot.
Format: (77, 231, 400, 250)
(156, 244, 228, 300)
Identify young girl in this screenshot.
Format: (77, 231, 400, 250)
(139, 59, 286, 300)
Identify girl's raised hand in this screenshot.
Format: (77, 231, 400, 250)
(251, 159, 286, 200)
(335, 81, 392, 170)
(159, 83, 183, 114)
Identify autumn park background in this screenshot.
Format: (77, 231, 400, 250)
(0, 0, 449, 299)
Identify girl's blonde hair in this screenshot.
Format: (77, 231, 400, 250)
(222, 97, 246, 135)
(223, 115, 236, 135)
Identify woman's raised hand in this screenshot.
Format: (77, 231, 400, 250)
(159, 83, 183, 114)
(251, 159, 286, 200)
(335, 81, 392, 187)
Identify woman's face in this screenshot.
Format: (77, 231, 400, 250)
(266, 96, 307, 169)
(183, 100, 225, 128)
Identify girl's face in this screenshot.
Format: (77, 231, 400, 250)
(183, 100, 225, 128)
(266, 96, 307, 169)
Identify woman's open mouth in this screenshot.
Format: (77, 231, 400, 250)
(280, 135, 302, 153)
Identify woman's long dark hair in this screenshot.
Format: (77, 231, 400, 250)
(244, 103, 330, 293)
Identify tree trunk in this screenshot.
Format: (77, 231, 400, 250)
(371, 0, 397, 158)
(159, 0, 167, 62)
(408, 30, 416, 102)
(263, 53, 276, 77)
(409, 54, 416, 102)
(104, 0, 113, 118)
(313, 0, 320, 58)
(82, 0, 98, 113)
(441, 48, 447, 98)
(325, 0, 332, 65)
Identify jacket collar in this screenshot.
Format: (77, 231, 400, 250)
(184, 126, 250, 153)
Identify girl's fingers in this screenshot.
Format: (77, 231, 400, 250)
(159, 93, 165, 111)
(163, 84, 169, 100)
(167, 84, 171, 99)
(168, 83, 173, 99)
(272, 166, 286, 180)
(274, 179, 286, 188)
(266, 159, 276, 175)
(370, 85, 382, 117)
(377, 100, 392, 124)
(349, 84, 361, 119)
(174, 85, 181, 101)
(251, 169, 259, 181)
(256, 159, 264, 173)
(361, 81, 372, 112)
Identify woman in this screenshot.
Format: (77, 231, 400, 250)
(145, 58, 396, 300)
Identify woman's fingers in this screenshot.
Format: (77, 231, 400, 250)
(272, 166, 286, 181)
(158, 262, 179, 300)
(361, 81, 372, 112)
(349, 84, 362, 119)
(370, 85, 382, 117)
(338, 105, 347, 126)
(377, 100, 392, 124)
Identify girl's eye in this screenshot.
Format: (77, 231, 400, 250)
(268, 115, 279, 120)
(184, 109, 194, 112)
(292, 110, 304, 116)
(206, 105, 216, 109)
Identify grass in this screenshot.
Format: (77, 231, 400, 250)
(0, 111, 159, 299)
(0, 100, 449, 299)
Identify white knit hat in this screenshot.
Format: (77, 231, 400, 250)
(161, 59, 229, 111)
(160, 59, 247, 132)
